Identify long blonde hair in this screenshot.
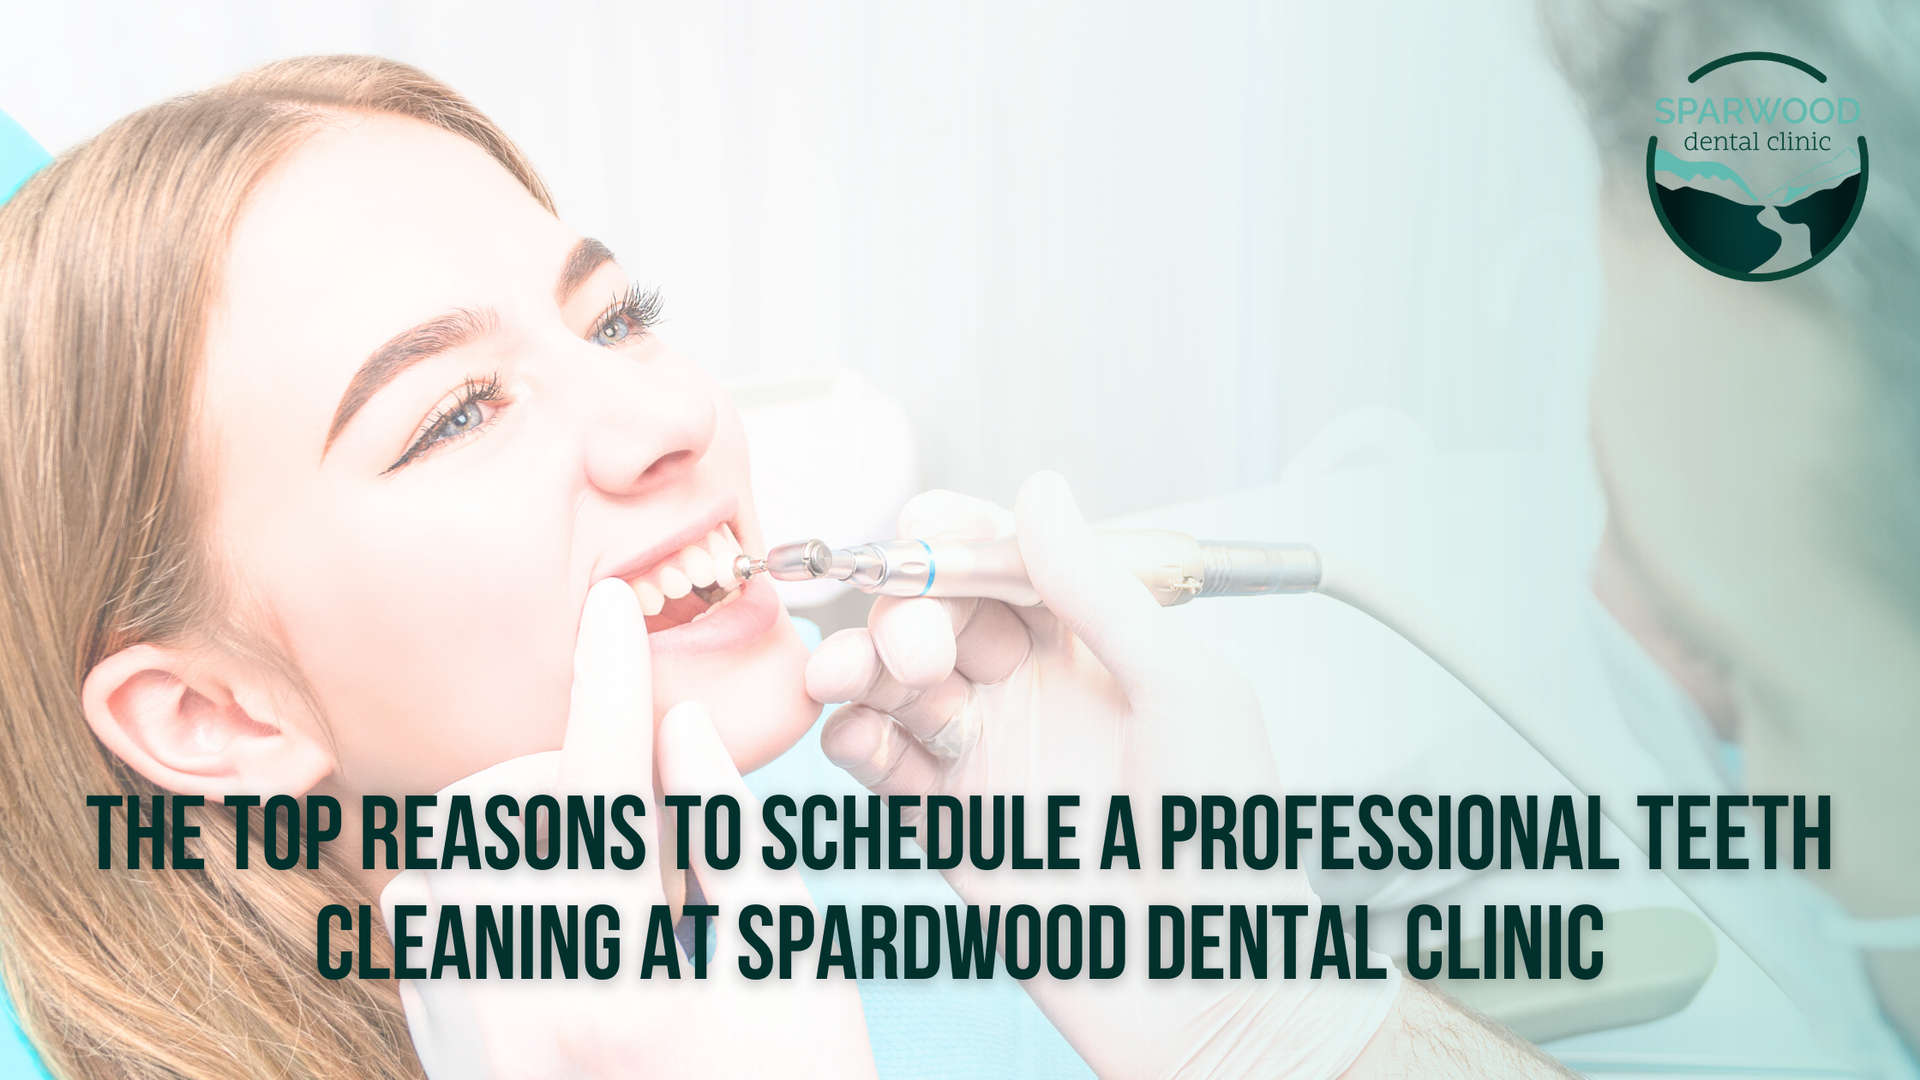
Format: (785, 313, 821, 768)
(0, 56, 554, 1079)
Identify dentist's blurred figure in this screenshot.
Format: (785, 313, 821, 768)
(1542, 0, 1920, 1071)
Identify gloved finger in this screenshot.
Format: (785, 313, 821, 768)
(806, 627, 882, 705)
(951, 596, 1031, 685)
(894, 490, 1032, 684)
(809, 625, 937, 718)
(869, 595, 958, 690)
(656, 701, 812, 912)
(811, 600, 1027, 704)
(810, 625, 934, 713)
(379, 868, 434, 946)
(898, 488, 1016, 541)
(820, 704, 946, 801)
(809, 626, 978, 746)
(885, 670, 981, 753)
(852, 591, 1029, 684)
(1013, 471, 1218, 709)
(559, 578, 657, 802)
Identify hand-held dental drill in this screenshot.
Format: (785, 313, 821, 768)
(733, 532, 1323, 607)
(737, 530, 1786, 994)
(737, 531, 1629, 858)
(734, 529, 1644, 875)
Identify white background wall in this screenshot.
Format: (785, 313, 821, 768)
(0, 0, 1601, 520)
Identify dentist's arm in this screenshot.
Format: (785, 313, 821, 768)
(808, 474, 1573, 1080)
(1343, 979, 1577, 1078)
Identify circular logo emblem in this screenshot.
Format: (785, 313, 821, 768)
(1647, 51, 1868, 281)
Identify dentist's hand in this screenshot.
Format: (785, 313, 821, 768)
(805, 472, 1400, 1080)
(384, 579, 876, 1080)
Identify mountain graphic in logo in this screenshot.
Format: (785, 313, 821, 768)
(1651, 146, 1864, 276)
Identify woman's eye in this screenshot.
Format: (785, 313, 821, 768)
(594, 314, 633, 346)
(587, 286, 661, 349)
(431, 398, 489, 441)
(386, 377, 505, 473)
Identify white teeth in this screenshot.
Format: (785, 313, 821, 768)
(679, 544, 716, 587)
(631, 579, 666, 616)
(626, 523, 749, 607)
(657, 565, 692, 599)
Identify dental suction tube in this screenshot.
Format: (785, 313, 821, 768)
(741, 532, 1322, 608)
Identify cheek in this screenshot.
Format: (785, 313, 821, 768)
(651, 614, 817, 774)
(260, 482, 580, 793)
(646, 392, 814, 771)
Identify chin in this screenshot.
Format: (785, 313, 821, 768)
(650, 600, 819, 774)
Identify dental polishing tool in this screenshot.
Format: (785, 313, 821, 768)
(732, 533, 1321, 607)
(729, 531, 1594, 866)
(735, 533, 1791, 1004)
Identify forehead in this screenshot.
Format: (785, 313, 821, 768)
(201, 114, 570, 445)
(221, 113, 564, 315)
(198, 114, 575, 503)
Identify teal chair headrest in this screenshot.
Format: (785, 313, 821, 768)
(0, 109, 57, 1080)
(0, 111, 52, 205)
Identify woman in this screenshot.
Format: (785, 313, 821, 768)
(0, 55, 856, 1079)
(0, 55, 1572, 1080)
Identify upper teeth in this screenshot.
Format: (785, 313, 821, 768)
(629, 524, 747, 617)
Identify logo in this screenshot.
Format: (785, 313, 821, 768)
(1648, 51, 1867, 281)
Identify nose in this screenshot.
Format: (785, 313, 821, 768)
(574, 354, 718, 498)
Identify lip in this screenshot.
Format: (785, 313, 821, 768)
(646, 574, 780, 656)
(602, 494, 742, 584)
(598, 492, 780, 656)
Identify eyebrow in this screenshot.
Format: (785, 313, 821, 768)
(323, 308, 497, 454)
(323, 238, 618, 455)
(557, 237, 616, 306)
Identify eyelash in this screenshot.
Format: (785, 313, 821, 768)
(385, 375, 505, 473)
(382, 287, 660, 474)
(589, 284, 663, 348)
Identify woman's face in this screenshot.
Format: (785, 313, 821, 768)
(198, 114, 816, 796)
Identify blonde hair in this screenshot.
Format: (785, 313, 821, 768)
(0, 56, 554, 1079)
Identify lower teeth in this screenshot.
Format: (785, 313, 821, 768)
(689, 586, 740, 622)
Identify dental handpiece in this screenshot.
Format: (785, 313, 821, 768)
(738, 530, 1807, 1003)
(731, 532, 1321, 607)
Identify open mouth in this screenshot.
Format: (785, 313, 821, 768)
(624, 521, 750, 633)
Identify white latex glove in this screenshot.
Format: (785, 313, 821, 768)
(381, 578, 877, 1080)
(807, 472, 1400, 1080)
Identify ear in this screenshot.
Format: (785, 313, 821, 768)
(81, 643, 336, 797)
